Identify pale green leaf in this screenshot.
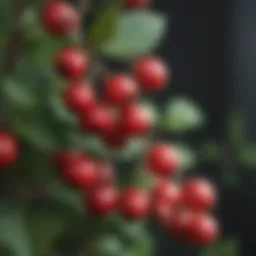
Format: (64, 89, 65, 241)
(101, 11, 167, 60)
(164, 97, 206, 133)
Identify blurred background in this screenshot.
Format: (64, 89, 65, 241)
(0, 0, 256, 255)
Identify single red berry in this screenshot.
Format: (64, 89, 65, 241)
(146, 143, 179, 176)
(102, 127, 128, 149)
(120, 103, 154, 136)
(97, 161, 115, 185)
(152, 180, 181, 206)
(42, 2, 80, 36)
(104, 74, 139, 106)
(152, 200, 174, 226)
(55, 48, 89, 80)
(134, 57, 169, 92)
(86, 185, 118, 216)
(119, 188, 149, 220)
(0, 131, 19, 168)
(64, 82, 96, 113)
(52, 150, 85, 170)
(182, 178, 217, 211)
(126, 0, 150, 8)
(186, 214, 219, 246)
(63, 158, 99, 190)
(80, 104, 116, 135)
(168, 208, 194, 240)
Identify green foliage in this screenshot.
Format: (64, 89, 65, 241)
(164, 97, 206, 133)
(0, 202, 31, 256)
(88, 4, 122, 51)
(239, 145, 256, 168)
(101, 11, 167, 61)
(200, 237, 240, 256)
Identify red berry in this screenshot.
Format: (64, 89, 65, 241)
(152, 200, 174, 226)
(86, 185, 118, 216)
(134, 57, 169, 92)
(80, 104, 116, 135)
(102, 127, 128, 149)
(119, 188, 149, 220)
(97, 161, 115, 185)
(186, 214, 219, 246)
(64, 82, 96, 113)
(104, 74, 139, 106)
(146, 144, 179, 176)
(168, 209, 194, 239)
(42, 2, 80, 36)
(52, 150, 84, 170)
(63, 158, 99, 190)
(182, 178, 217, 211)
(120, 103, 154, 136)
(56, 48, 89, 79)
(152, 180, 181, 206)
(126, 0, 150, 8)
(0, 131, 19, 168)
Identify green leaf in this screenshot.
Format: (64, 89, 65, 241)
(132, 168, 154, 191)
(239, 145, 256, 167)
(164, 97, 206, 133)
(10, 111, 60, 151)
(201, 237, 240, 256)
(132, 233, 153, 256)
(26, 207, 70, 256)
(173, 143, 197, 170)
(227, 110, 247, 146)
(2, 79, 38, 110)
(101, 11, 167, 61)
(88, 236, 123, 256)
(88, 4, 121, 51)
(0, 202, 31, 256)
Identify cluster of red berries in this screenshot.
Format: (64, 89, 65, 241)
(53, 147, 219, 247)
(42, 0, 220, 248)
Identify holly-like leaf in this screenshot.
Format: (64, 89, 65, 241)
(101, 11, 167, 61)
(0, 202, 32, 256)
(88, 4, 121, 51)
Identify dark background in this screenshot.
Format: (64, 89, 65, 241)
(154, 0, 256, 255)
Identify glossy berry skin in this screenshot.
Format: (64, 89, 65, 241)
(182, 178, 217, 211)
(64, 82, 96, 113)
(97, 161, 115, 185)
(152, 180, 181, 206)
(104, 75, 139, 106)
(126, 0, 150, 8)
(146, 144, 179, 176)
(42, 2, 80, 37)
(80, 104, 116, 135)
(168, 209, 194, 239)
(102, 127, 128, 149)
(86, 185, 118, 216)
(119, 188, 149, 220)
(52, 150, 85, 170)
(186, 214, 219, 246)
(152, 200, 174, 226)
(134, 57, 169, 92)
(55, 48, 89, 80)
(0, 131, 19, 168)
(120, 103, 154, 136)
(62, 158, 99, 190)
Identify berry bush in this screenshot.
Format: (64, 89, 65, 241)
(0, 0, 221, 255)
